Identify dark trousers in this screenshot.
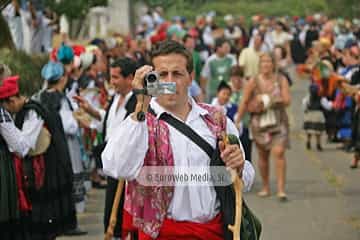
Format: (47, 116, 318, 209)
(240, 127, 252, 162)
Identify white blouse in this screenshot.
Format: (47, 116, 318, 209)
(59, 97, 79, 136)
(0, 107, 43, 157)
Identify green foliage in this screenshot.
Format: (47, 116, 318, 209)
(43, 0, 88, 19)
(164, 0, 329, 24)
(43, 0, 108, 20)
(140, 0, 358, 23)
(0, 49, 48, 97)
(326, 0, 359, 18)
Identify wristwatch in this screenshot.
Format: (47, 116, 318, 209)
(134, 89, 146, 121)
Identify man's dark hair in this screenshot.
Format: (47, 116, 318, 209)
(0, 93, 20, 104)
(276, 21, 287, 31)
(110, 57, 137, 77)
(150, 40, 193, 73)
(230, 66, 244, 77)
(217, 80, 232, 93)
(215, 37, 229, 51)
(254, 33, 265, 42)
(274, 45, 287, 59)
(182, 34, 194, 44)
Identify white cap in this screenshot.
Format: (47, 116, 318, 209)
(105, 37, 117, 49)
(224, 14, 233, 22)
(314, 13, 321, 21)
(80, 52, 95, 70)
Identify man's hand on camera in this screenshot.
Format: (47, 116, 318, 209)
(133, 65, 153, 90)
(132, 65, 153, 121)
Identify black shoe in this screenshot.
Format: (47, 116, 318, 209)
(350, 159, 359, 169)
(306, 141, 311, 150)
(92, 180, 107, 189)
(345, 146, 355, 153)
(317, 144, 323, 151)
(350, 164, 358, 169)
(63, 227, 87, 236)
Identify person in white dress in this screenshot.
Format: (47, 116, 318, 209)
(2, 0, 23, 50)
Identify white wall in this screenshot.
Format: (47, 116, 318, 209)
(108, 0, 130, 35)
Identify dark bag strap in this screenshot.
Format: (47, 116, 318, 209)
(151, 110, 263, 240)
(149, 108, 215, 158)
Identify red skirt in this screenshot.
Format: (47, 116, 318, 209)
(13, 155, 32, 212)
(122, 210, 224, 240)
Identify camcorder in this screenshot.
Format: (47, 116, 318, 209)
(144, 71, 176, 96)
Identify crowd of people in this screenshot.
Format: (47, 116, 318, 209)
(2, 0, 59, 54)
(1, 2, 360, 239)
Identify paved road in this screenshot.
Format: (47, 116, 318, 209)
(60, 70, 360, 240)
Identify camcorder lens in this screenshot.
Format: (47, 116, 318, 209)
(146, 73, 157, 83)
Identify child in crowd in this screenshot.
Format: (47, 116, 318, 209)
(211, 81, 237, 120)
(303, 83, 328, 151)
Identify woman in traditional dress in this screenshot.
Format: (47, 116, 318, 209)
(37, 61, 87, 236)
(41, 61, 87, 213)
(0, 75, 32, 240)
(0, 109, 33, 240)
(302, 83, 327, 150)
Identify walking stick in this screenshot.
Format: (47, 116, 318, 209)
(224, 134, 244, 240)
(104, 179, 125, 240)
(227, 171, 243, 240)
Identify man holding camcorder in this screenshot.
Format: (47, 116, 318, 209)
(102, 40, 255, 239)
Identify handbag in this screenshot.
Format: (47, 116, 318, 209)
(259, 109, 277, 129)
(157, 112, 262, 240)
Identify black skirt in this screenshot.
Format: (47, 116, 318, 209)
(0, 146, 18, 223)
(0, 139, 32, 240)
(0, 214, 32, 240)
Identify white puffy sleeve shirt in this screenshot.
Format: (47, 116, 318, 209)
(59, 97, 79, 136)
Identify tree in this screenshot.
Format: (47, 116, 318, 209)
(326, 0, 360, 18)
(0, 14, 15, 50)
(44, 0, 108, 20)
